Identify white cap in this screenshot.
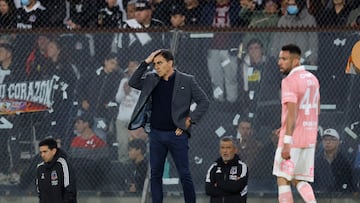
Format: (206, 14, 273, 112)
(322, 128, 340, 140)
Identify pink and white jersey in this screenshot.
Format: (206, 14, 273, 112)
(279, 66, 320, 148)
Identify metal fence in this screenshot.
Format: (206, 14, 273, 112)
(1, 0, 360, 200)
(0, 29, 359, 200)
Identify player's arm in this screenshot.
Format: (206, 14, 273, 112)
(285, 102, 296, 136)
(282, 102, 296, 160)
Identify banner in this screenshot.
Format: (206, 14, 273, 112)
(0, 76, 61, 115)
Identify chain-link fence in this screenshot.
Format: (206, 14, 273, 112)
(0, 0, 360, 201)
(0, 29, 359, 199)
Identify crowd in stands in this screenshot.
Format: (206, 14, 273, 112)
(0, 0, 360, 30)
(0, 0, 359, 197)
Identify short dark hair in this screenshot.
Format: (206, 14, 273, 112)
(0, 43, 13, 54)
(75, 112, 94, 128)
(246, 38, 263, 50)
(238, 118, 252, 127)
(104, 52, 119, 61)
(128, 139, 147, 155)
(170, 3, 186, 16)
(154, 49, 174, 62)
(281, 44, 301, 56)
(39, 138, 58, 150)
(220, 136, 238, 148)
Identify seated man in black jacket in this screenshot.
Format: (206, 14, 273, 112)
(205, 136, 248, 203)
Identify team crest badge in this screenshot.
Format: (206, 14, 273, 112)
(51, 170, 59, 186)
(29, 15, 37, 23)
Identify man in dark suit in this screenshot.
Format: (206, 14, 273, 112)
(128, 49, 209, 203)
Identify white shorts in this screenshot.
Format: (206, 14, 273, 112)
(272, 147, 315, 182)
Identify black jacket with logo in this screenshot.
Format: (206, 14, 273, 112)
(36, 149, 77, 203)
(205, 154, 248, 203)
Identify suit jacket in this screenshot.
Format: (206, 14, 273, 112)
(128, 61, 209, 135)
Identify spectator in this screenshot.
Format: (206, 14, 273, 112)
(238, 0, 256, 27)
(36, 138, 77, 203)
(70, 113, 108, 154)
(0, 0, 17, 29)
(239, 38, 281, 120)
(41, 0, 66, 28)
(200, 0, 241, 103)
(236, 119, 263, 174)
(313, 128, 356, 193)
(205, 136, 248, 203)
(120, 0, 166, 62)
(66, 0, 100, 29)
(152, 0, 175, 26)
(57, 33, 95, 75)
(69, 113, 110, 190)
(125, 138, 148, 193)
(126, 0, 136, 20)
(318, 0, 351, 27)
(307, 0, 325, 24)
(242, 38, 283, 139)
(169, 3, 186, 28)
(15, 0, 46, 29)
(200, 0, 240, 28)
(25, 34, 53, 80)
(184, 0, 202, 26)
(124, 0, 165, 28)
(41, 39, 78, 143)
(0, 43, 24, 83)
(270, 0, 318, 65)
(115, 60, 143, 163)
(79, 52, 122, 141)
(97, 0, 123, 28)
(248, 0, 280, 28)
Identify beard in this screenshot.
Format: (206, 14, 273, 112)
(280, 68, 290, 76)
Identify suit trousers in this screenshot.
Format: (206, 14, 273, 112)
(149, 128, 196, 203)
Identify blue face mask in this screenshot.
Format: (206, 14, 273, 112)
(21, 0, 30, 6)
(287, 5, 299, 15)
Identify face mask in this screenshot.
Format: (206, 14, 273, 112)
(287, 5, 299, 15)
(21, 0, 30, 6)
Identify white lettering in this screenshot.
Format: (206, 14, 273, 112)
(303, 121, 317, 127)
(27, 82, 34, 101)
(20, 82, 27, 100)
(0, 84, 6, 98)
(5, 79, 56, 107)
